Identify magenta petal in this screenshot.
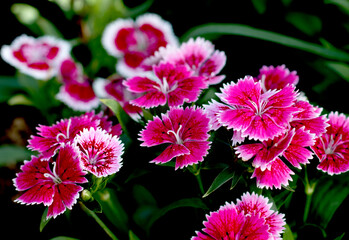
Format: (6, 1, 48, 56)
(252, 158, 294, 189)
(317, 152, 349, 175)
(151, 144, 190, 164)
(258, 65, 299, 91)
(47, 186, 66, 219)
(219, 108, 254, 131)
(235, 143, 264, 161)
(291, 116, 329, 137)
(175, 141, 210, 169)
(15, 181, 54, 206)
(220, 77, 261, 108)
(124, 76, 158, 93)
(130, 90, 166, 108)
(139, 116, 175, 146)
(57, 183, 83, 210)
(238, 214, 270, 240)
(203, 99, 230, 130)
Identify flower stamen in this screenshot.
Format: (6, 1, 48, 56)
(167, 125, 183, 144)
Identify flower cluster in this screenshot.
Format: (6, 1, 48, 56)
(205, 65, 330, 189)
(192, 192, 286, 239)
(3, 9, 349, 240)
(13, 112, 124, 219)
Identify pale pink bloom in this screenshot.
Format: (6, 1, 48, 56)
(290, 100, 329, 137)
(28, 112, 117, 160)
(56, 59, 99, 112)
(74, 128, 124, 177)
(1, 34, 70, 80)
(311, 112, 349, 175)
(13, 143, 87, 219)
(192, 192, 285, 239)
(101, 13, 178, 77)
(139, 106, 211, 169)
(217, 76, 299, 141)
(93, 75, 143, 121)
(252, 158, 295, 189)
(236, 192, 286, 240)
(143, 37, 226, 85)
(124, 62, 206, 108)
(256, 65, 299, 92)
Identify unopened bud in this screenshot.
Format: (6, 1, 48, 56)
(81, 189, 93, 202)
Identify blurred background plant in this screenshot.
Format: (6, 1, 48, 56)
(1, 0, 349, 239)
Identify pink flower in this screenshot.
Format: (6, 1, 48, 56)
(1, 34, 70, 80)
(93, 75, 143, 121)
(143, 37, 226, 85)
(311, 112, 349, 175)
(139, 106, 211, 169)
(203, 99, 230, 131)
(101, 13, 178, 77)
(252, 158, 294, 190)
(13, 143, 87, 219)
(235, 192, 286, 240)
(256, 65, 299, 92)
(74, 128, 124, 177)
(217, 76, 299, 141)
(56, 59, 99, 112)
(235, 128, 296, 171)
(28, 112, 116, 160)
(290, 100, 329, 137)
(124, 62, 206, 108)
(192, 192, 285, 239)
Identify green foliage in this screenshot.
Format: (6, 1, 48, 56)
(0, 145, 32, 167)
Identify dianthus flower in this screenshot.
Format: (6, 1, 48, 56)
(124, 62, 206, 108)
(1, 34, 70, 80)
(93, 75, 143, 121)
(311, 112, 349, 175)
(290, 100, 329, 137)
(56, 59, 100, 112)
(28, 112, 118, 160)
(192, 192, 285, 240)
(143, 37, 226, 85)
(139, 106, 211, 169)
(74, 127, 124, 177)
(217, 76, 299, 141)
(236, 127, 315, 189)
(13, 143, 87, 219)
(256, 65, 299, 92)
(101, 13, 178, 77)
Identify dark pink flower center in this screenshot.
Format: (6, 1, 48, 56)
(153, 77, 178, 94)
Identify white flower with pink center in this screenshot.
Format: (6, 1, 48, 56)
(1, 34, 71, 80)
(74, 127, 124, 177)
(101, 13, 178, 77)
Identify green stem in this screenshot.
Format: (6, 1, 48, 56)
(303, 167, 316, 223)
(79, 201, 119, 240)
(195, 173, 205, 196)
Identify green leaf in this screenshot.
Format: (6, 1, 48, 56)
(100, 99, 131, 136)
(49, 237, 79, 240)
(251, 0, 267, 14)
(325, 0, 349, 15)
(181, 23, 349, 62)
(142, 108, 154, 122)
(94, 188, 129, 233)
(133, 185, 157, 206)
(8, 94, 33, 106)
(128, 230, 141, 240)
(325, 61, 349, 82)
(146, 198, 208, 231)
(0, 145, 32, 167)
(286, 12, 322, 36)
(311, 174, 349, 228)
(282, 224, 295, 240)
(334, 233, 346, 240)
(125, 0, 154, 17)
(203, 166, 236, 198)
(40, 208, 51, 232)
